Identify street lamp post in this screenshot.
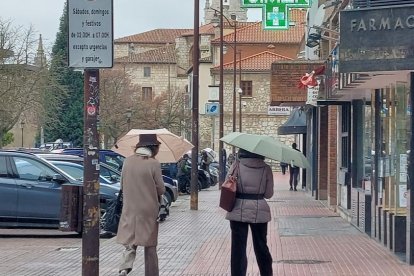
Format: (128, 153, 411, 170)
(20, 119, 25, 147)
(238, 88, 243, 132)
(211, 5, 238, 183)
(125, 108, 132, 131)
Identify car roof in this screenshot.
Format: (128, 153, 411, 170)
(36, 153, 83, 161)
(0, 150, 79, 182)
(63, 148, 120, 154)
(0, 149, 38, 157)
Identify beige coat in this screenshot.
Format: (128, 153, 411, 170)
(116, 154, 165, 247)
(225, 158, 274, 223)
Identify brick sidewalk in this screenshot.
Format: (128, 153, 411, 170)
(1, 173, 414, 275)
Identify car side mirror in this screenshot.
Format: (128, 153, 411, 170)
(52, 174, 67, 184)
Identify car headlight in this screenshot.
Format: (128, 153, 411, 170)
(172, 179, 178, 187)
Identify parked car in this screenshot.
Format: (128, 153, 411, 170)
(36, 153, 178, 205)
(61, 148, 125, 170)
(0, 150, 118, 231)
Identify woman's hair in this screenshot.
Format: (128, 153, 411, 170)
(134, 144, 160, 157)
(238, 148, 265, 160)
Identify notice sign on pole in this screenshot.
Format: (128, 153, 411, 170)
(68, 0, 113, 68)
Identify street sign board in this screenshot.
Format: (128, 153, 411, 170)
(208, 85, 219, 102)
(206, 103, 219, 116)
(68, 0, 113, 68)
(340, 5, 414, 72)
(242, 0, 311, 30)
(268, 106, 291, 115)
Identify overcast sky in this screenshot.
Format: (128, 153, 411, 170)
(1, 0, 261, 51)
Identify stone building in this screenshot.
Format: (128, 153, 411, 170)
(111, 6, 306, 159)
(204, 9, 307, 152)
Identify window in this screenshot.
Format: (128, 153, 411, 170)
(104, 154, 125, 170)
(241, 81, 252, 97)
(100, 166, 121, 184)
(142, 87, 153, 101)
(53, 163, 84, 181)
(13, 157, 56, 181)
(144, 67, 151, 77)
(341, 105, 351, 168)
(0, 156, 9, 177)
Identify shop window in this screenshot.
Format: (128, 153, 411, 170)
(144, 67, 151, 77)
(241, 81, 252, 97)
(142, 87, 153, 101)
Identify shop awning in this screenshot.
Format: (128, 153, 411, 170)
(278, 107, 307, 135)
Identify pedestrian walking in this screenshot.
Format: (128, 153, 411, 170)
(289, 142, 301, 191)
(225, 148, 274, 276)
(176, 154, 190, 193)
(116, 134, 166, 276)
(280, 162, 288, 175)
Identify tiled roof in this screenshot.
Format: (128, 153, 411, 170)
(181, 23, 216, 36)
(212, 51, 292, 72)
(115, 29, 192, 44)
(212, 10, 306, 44)
(181, 22, 256, 37)
(115, 44, 176, 64)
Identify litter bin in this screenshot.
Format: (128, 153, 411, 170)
(60, 184, 83, 233)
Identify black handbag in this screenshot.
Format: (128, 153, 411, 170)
(102, 190, 123, 234)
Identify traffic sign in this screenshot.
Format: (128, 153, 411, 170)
(68, 0, 113, 68)
(206, 103, 219, 116)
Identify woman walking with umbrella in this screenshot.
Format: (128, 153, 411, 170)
(220, 132, 310, 275)
(117, 134, 165, 276)
(225, 148, 274, 276)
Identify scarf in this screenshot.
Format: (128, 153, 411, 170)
(135, 147, 152, 158)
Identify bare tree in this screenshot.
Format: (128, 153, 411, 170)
(133, 87, 190, 136)
(99, 66, 140, 147)
(0, 18, 66, 147)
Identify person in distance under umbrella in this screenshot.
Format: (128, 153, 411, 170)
(117, 134, 165, 276)
(225, 148, 274, 276)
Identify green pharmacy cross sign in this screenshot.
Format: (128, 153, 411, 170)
(242, 0, 311, 30)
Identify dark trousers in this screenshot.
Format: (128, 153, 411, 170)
(230, 221, 273, 276)
(289, 167, 299, 188)
(281, 165, 287, 175)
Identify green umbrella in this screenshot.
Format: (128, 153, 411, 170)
(220, 132, 310, 169)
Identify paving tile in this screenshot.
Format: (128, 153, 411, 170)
(1, 173, 414, 275)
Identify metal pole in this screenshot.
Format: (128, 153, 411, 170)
(191, 0, 200, 210)
(232, 20, 237, 136)
(219, 0, 225, 185)
(238, 51, 242, 132)
(82, 69, 100, 276)
(407, 73, 414, 263)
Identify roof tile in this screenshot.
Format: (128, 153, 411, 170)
(115, 44, 176, 64)
(115, 29, 192, 44)
(213, 51, 292, 72)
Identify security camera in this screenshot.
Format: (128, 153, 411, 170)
(242, 101, 247, 107)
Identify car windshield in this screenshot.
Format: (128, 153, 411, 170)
(53, 163, 84, 181)
(104, 154, 124, 170)
(51, 161, 117, 184)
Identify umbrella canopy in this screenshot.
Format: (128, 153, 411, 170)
(220, 132, 310, 169)
(112, 128, 194, 163)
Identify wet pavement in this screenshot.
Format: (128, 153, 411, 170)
(1, 172, 414, 275)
